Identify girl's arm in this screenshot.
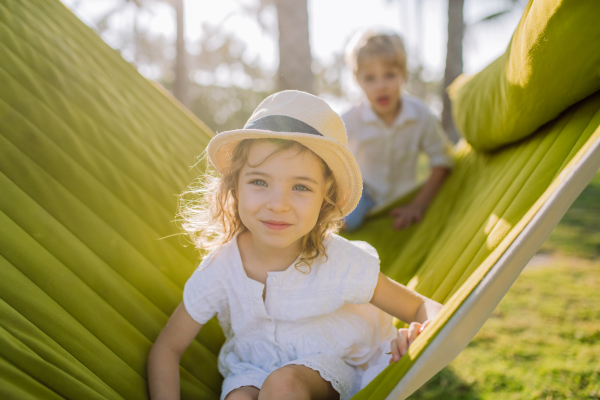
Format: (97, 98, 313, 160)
(148, 302, 203, 400)
(370, 272, 443, 362)
(389, 166, 451, 230)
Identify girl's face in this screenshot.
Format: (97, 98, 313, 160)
(356, 58, 406, 120)
(236, 141, 325, 253)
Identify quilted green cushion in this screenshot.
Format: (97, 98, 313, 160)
(449, 0, 600, 152)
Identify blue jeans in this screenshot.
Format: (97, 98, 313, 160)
(344, 190, 375, 232)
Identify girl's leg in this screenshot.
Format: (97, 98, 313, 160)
(225, 386, 260, 400)
(259, 365, 339, 400)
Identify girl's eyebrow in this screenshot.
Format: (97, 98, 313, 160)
(244, 171, 319, 184)
(295, 176, 319, 184)
(244, 171, 270, 177)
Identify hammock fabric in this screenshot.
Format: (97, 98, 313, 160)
(0, 0, 599, 399)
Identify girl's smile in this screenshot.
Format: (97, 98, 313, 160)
(236, 140, 326, 254)
(262, 220, 292, 230)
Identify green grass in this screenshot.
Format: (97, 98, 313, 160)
(539, 170, 600, 258)
(410, 261, 600, 400)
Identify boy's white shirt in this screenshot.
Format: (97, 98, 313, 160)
(342, 93, 454, 213)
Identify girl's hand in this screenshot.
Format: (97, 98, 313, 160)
(388, 319, 432, 363)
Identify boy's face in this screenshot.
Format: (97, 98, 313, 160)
(356, 59, 406, 119)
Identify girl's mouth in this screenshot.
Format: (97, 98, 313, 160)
(262, 220, 292, 230)
(377, 96, 390, 107)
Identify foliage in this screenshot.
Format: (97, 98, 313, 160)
(67, 0, 451, 130)
(189, 84, 272, 133)
(88, 0, 174, 78)
(313, 52, 346, 98)
(69, 0, 276, 131)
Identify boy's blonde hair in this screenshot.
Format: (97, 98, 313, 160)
(345, 30, 407, 78)
(178, 139, 343, 270)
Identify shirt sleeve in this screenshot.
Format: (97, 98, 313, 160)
(334, 239, 381, 305)
(182, 253, 226, 325)
(420, 113, 455, 169)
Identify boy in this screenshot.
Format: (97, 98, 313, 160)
(342, 30, 454, 231)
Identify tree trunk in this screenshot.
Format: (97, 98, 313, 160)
(442, 0, 464, 143)
(275, 0, 314, 94)
(173, 0, 189, 107)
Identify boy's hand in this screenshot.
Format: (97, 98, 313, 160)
(390, 204, 425, 230)
(388, 319, 432, 363)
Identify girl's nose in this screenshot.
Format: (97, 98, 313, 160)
(266, 188, 290, 213)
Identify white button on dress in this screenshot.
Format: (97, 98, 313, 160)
(183, 234, 397, 400)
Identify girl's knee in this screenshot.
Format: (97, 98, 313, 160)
(225, 386, 259, 400)
(260, 366, 310, 400)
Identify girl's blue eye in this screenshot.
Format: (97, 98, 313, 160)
(251, 180, 267, 186)
(293, 184, 310, 191)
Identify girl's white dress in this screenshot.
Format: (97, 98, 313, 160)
(183, 234, 396, 400)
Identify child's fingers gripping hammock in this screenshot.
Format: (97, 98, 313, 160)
(0, 0, 599, 399)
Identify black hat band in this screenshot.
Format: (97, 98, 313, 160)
(244, 115, 323, 136)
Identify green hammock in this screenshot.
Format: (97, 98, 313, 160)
(1, 0, 599, 399)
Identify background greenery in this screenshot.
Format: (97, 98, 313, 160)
(410, 171, 600, 399)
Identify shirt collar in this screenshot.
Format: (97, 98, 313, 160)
(359, 93, 419, 127)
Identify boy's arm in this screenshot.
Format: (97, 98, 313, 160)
(390, 110, 454, 230)
(370, 272, 443, 362)
(390, 166, 451, 229)
(148, 302, 203, 400)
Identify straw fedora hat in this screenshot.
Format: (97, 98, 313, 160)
(206, 90, 362, 217)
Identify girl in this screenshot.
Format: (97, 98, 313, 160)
(148, 91, 442, 400)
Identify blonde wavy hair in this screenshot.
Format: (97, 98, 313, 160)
(345, 30, 408, 78)
(178, 138, 343, 270)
